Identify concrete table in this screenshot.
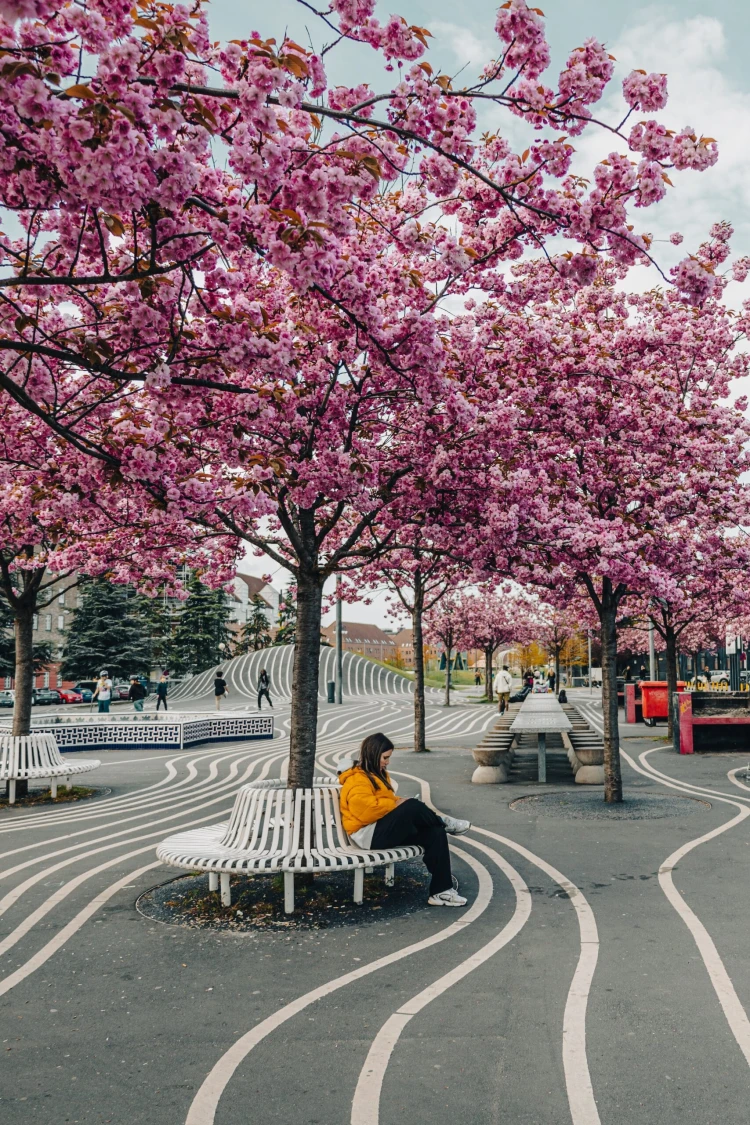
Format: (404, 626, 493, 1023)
(510, 696, 572, 782)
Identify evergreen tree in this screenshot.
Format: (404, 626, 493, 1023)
(60, 580, 152, 681)
(235, 594, 273, 654)
(168, 573, 233, 675)
(139, 591, 179, 674)
(275, 586, 297, 645)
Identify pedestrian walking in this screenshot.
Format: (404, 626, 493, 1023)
(548, 669, 556, 692)
(156, 673, 169, 712)
(128, 676, 147, 713)
(257, 667, 272, 710)
(474, 671, 481, 686)
(339, 733, 470, 907)
(214, 670, 229, 710)
(92, 670, 112, 714)
(524, 670, 535, 689)
(494, 665, 513, 714)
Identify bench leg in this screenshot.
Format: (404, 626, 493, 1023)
(353, 867, 364, 904)
(50, 779, 58, 799)
(65, 777, 71, 791)
(220, 872, 231, 907)
(384, 863, 395, 887)
(208, 872, 219, 893)
(8, 779, 15, 805)
(538, 732, 547, 783)
(284, 872, 295, 914)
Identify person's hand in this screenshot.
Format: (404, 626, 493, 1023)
(396, 796, 407, 805)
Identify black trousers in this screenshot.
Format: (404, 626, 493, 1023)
(156, 696, 167, 711)
(257, 687, 272, 708)
(371, 799, 452, 895)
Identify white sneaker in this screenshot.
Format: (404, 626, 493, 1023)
(441, 815, 471, 836)
(428, 887, 468, 907)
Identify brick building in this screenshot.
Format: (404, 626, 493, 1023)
(321, 621, 397, 662)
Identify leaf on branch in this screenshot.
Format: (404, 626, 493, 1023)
(63, 84, 97, 100)
(360, 156, 382, 180)
(419, 62, 433, 76)
(280, 53, 309, 79)
(14, 315, 36, 332)
(435, 75, 452, 91)
(102, 214, 125, 237)
(410, 26, 432, 49)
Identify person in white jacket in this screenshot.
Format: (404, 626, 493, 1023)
(494, 665, 513, 714)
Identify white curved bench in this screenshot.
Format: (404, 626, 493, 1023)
(1, 733, 100, 804)
(156, 781, 423, 913)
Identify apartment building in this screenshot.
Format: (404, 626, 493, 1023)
(320, 621, 397, 662)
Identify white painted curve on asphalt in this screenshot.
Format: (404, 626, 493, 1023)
(183, 845, 495, 1125)
(349, 834, 531, 1125)
(395, 768, 602, 1125)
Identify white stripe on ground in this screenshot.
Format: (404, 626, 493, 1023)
(184, 846, 494, 1125)
(613, 743, 750, 1070)
(394, 769, 601, 1125)
(0, 861, 161, 998)
(349, 835, 531, 1125)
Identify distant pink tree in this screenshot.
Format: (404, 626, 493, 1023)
(469, 241, 750, 802)
(458, 587, 540, 701)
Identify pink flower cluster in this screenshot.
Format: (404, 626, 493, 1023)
(622, 70, 668, 112)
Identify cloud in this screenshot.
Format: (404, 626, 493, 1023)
(572, 11, 750, 294)
(430, 20, 490, 71)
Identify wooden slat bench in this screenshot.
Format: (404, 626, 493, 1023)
(1, 733, 101, 804)
(156, 778, 423, 914)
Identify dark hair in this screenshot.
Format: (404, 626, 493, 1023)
(358, 733, 394, 790)
(216, 670, 224, 676)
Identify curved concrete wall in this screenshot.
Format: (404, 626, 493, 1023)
(169, 645, 414, 704)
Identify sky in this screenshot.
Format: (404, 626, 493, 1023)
(210, 0, 750, 626)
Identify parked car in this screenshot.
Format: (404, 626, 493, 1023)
(710, 670, 730, 686)
(113, 682, 131, 701)
(34, 688, 62, 705)
(0, 689, 14, 707)
(73, 682, 95, 702)
(56, 687, 83, 704)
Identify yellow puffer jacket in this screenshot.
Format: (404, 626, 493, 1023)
(339, 766, 399, 836)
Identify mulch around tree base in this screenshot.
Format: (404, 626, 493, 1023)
(0, 785, 107, 810)
(510, 792, 710, 820)
(137, 861, 434, 932)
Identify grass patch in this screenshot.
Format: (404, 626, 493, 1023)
(0, 785, 99, 809)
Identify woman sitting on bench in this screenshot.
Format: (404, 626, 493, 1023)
(339, 732, 471, 907)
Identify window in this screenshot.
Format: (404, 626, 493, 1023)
(45, 615, 52, 632)
(57, 615, 65, 630)
(58, 592, 65, 605)
(32, 615, 38, 631)
(43, 672, 50, 687)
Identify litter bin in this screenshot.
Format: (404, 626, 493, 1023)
(641, 681, 686, 726)
(327, 681, 336, 704)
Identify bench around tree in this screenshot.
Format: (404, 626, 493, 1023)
(1, 732, 101, 803)
(156, 779, 424, 913)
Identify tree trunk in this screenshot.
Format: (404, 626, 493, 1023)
(485, 645, 494, 701)
(664, 623, 678, 741)
(288, 569, 324, 789)
(443, 634, 451, 707)
(412, 583, 428, 752)
(600, 581, 622, 804)
(9, 601, 35, 800)
(12, 602, 34, 739)
(554, 644, 561, 697)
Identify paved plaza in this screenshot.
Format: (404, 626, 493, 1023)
(2, 691, 750, 1124)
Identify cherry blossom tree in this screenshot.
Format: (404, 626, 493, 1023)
(351, 536, 465, 753)
(457, 586, 539, 701)
(423, 593, 468, 708)
(469, 244, 750, 802)
(0, 401, 236, 755)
